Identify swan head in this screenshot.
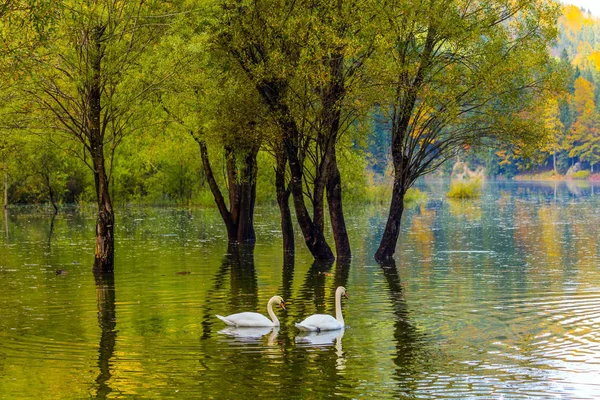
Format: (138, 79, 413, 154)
(337, 286, 348, 299)
(271, 295, 285, 310)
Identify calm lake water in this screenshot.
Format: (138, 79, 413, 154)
(1, 181, 600, 399)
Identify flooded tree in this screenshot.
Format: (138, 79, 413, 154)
(373, 0, 562, 261)
(24, 0, 172, 272)
(158, 33, 269, 244)
(214, 0, 375, 261)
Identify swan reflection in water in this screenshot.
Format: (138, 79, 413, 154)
(295, 328, 344, 347)
(217, 326, 279, 345)
(295, 329, 345, 371)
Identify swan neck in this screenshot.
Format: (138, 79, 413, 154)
(267, 297, 280, 327)
(335, 289, 344, 325)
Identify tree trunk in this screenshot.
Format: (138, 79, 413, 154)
(275, 147, 294, 254)
(225, 146, 240, 240)
(321, 48, 351, 260)
(285, 132, 334, 261)
(257, 81, 334, 261)
(198, 138, 235, 239)
(3, 170, 7, 210)
(197, 136, 258, 244)
(86, 24, 114, 274)
(375, 176, 405, 262)
(313, 168, 327, 234)
(235, 147, 259, 243)
(553, 153, 557, 174)
(91, 143, 115, 273)
(375, 26, 436, 263)
(44, 173, 58, 215)
(326, 150, 351, 259)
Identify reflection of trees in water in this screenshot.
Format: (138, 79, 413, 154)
(278, 258, 352, 398)
(334, 258, 350, 289)
(280, 253, 294, 303)
(200, 243, 258, 340)
(227, 243, 258, 311)
(380, 260, 432, 396)
(197, 251, 352, 398)
(297, 260, 333, 318)
(47, 213, 56, 250)
(94, 272, 117, 399)
(197, 244, 285, 397)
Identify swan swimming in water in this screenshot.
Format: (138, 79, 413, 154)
(295, 286, 347, 332)
(216, 296, 285, 327)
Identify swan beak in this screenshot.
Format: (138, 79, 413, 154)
(280, 301, 286, 310)
(344, 292, 348, 299)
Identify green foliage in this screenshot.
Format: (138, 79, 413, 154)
(404, 188, 427, 204)
(572, 170, 590, 179)
(0, 0, 584, 213)
(447, 180, 482, 199)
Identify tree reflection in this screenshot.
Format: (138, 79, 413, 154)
(94, 272, 117, 399)
(297, 260, 333, 319)
(227, 243, 258, 311)
(334, 258, 350, 289)
(281, 253, 295, 304)
(200, 243, 258, 339)
(380, 259, 429, 396)
(279, 259, 351, 398)
(47, 213, 56, 249)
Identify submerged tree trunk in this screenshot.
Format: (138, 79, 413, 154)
(91, 141, 115, 273)
(375, 24, 436, 263)
(275, 146, 294, 254)
(196, 135, 259, 244)
(285, 131, 334, 261)
(43, 173, 58, 215)
(258, 82, 334, 261)
(375, 176, 406, 262)
(326, 148, 351, 260)
(321, 49, 351, 260)
(90, 30, 114, 273)
(228, 146, 259, 243)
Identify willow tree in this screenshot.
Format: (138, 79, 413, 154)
(26, 0, 173, 272)
(153, 8, 272, 245)
(373, 0, 562, 261)
(215, 0, 375, 261)
(193, 80, 267, 244)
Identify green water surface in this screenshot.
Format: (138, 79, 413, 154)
(1, 181, 600, 399)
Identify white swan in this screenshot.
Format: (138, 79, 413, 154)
(295, 286, 347, 332)
(216, 296, 285, 327)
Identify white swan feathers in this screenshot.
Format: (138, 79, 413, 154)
(216, 295, 285, 327)
(295, 286, 348, 332)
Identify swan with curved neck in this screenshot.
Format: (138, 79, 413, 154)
(216, 296, 285, 327)
(295, 286, 348, 332)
